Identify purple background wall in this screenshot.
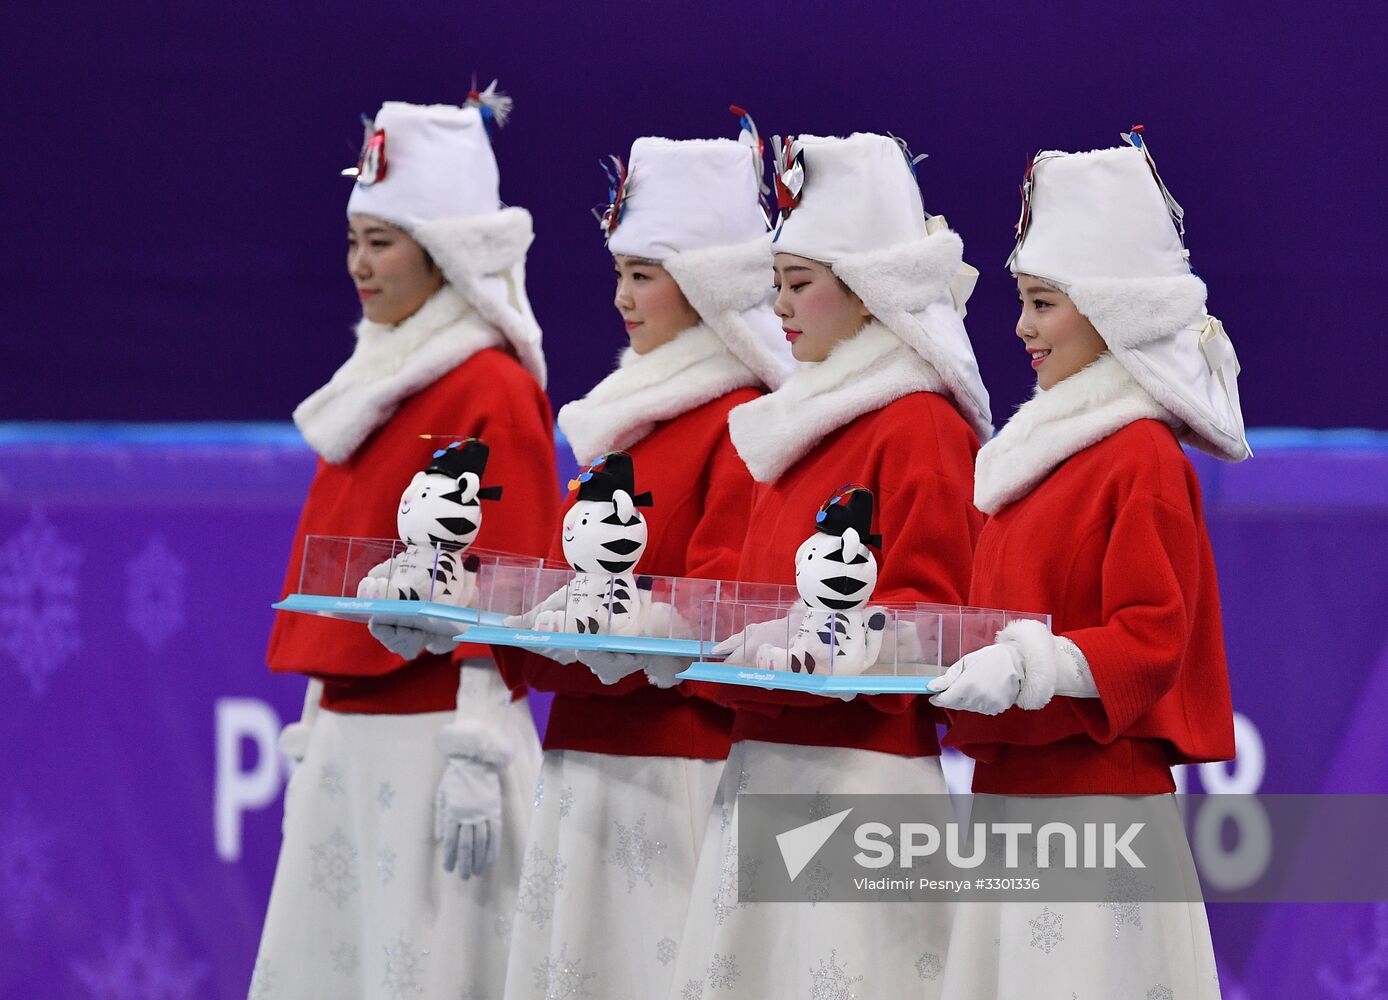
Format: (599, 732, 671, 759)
(5, 0, 1385, 426)
(2, 426, 1387, 997)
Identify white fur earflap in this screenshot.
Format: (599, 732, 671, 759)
(973, 353, 1173, 514)
(413, 207, 547, 387)
(830, 229, 965, 314)
(293, 285, 505, 464)
(996, 618, 1060, 710)
(436, 718, 515, 767)
(728, 321, 946, 482)
(664, 235, 793, 390)
(1066, 274, 1207, 350)
(557, 324, 758, 464)
(1065, 273, 1249, 463)
(830, 229, 993, 443)
(414, 207, 534, 276)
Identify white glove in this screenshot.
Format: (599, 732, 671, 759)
(575, 648, 646, 685)
(434, 756, 503, 880)
(277, 679, 323, 763)
(434, 715, 514, 880)
(368, 620, 458, 660)
(928, 619, 1098, 714)
(927, 643, 1024, 715)
(643, 655, 694, 689)
(711, 614, 800, 663)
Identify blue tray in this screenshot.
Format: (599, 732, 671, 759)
(458, 624, 705, 658)
(273, 594, 508, 628)
(676, 661, 939, 695)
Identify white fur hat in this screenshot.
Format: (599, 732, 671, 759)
(769, 132, 992, 441)
(344, 96, 546, 387)
(1009, 133, 1249, 461)
(605, 134, 792, 389)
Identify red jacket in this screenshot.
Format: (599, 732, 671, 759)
(699, 391, 981, 757)
(496, 389, 759, 759)
(943, 419, 1235, 794)
(267, 349, 559, 714)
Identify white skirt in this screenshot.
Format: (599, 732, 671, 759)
(502, 749, 725, 1000)
(937, 793, 1222, 1000)
(250, 696, 541, 1000)
(668, 739, 954, 1000)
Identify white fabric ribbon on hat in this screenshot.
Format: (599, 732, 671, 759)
(1198, 314, 1249, 456)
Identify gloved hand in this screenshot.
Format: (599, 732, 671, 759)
(278, 679, 323, 763)
(434, 716, 514, 880)
(434, 756, 503, 880)
(502, 593, 579, 665)
(575, 648, 646, 685)
(643, 654, 695, 689)
(928, 619, 1097, 714)
(927, 643, 1024, 715)
(711, 614, 800, 664)
(368, 620, 458, 660)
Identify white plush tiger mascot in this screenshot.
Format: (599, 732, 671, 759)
(755, 484, 888, 676)
(355, 437, 503, 607)
(527, 451, 655, 635)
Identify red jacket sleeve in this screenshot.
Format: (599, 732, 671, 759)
(1065, 491, 1198, 741)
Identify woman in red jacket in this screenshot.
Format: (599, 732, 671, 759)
(668, 132, 992, 999)
(932, 131, 1248, 999)
(497, 126, 792, 1000)
(252, 94, 559, 999)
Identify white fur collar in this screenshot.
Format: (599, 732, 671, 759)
(557, 324, 759, 465)
(728, 321, 946, 483)
(293, 285, 504, 464)
(973, 352, 1174, 515)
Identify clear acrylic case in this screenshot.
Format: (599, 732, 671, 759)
(459, 564, 734, 657)
(272, 534, 545, 637)
(678, 598, 1051, 696)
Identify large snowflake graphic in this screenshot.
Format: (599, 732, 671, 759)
(0, 509, 83, 696)
(516, 845, 567, 928)
(808, 948, 863, 1000)
(0, 794, 57, 938)
(606, 814, 666, 892)
(1028, 906, 1065, 955)
(308, 827, 360, 908)
(124, 534, 186, 651)
(532, 943, 596, 999)
(1317, 902, 1388, 998)
(71, 894, 208, 1000)
(656, 937, 678, 966)
(381, 933, 427, 997)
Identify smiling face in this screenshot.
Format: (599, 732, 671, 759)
(773, 254, 871, 362)
(612, 255, 701, 354)
(347, 214, 445, 325)
(1015, 275, 1109, 390)
(561, 499, 649, 574)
